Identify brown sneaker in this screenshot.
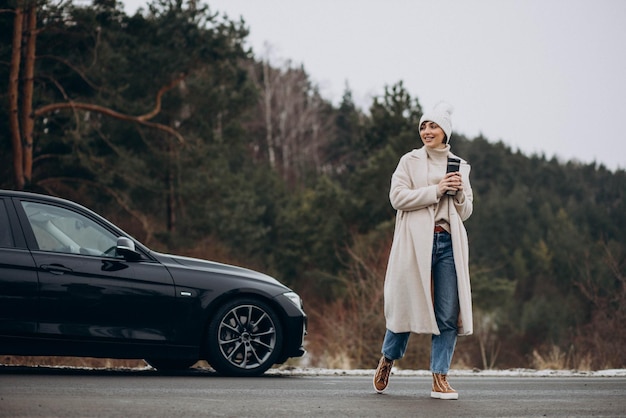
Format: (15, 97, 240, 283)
(431, 373, 459, 400)
(373, 356, 394, 393)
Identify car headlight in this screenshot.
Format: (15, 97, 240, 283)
(282, 291, 302, 309)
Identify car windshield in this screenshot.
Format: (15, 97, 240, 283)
(21, 201, 118, 257)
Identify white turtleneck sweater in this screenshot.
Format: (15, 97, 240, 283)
(425, 145, 453, 233)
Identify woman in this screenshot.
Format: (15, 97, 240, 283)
(373, 102, 473, 400)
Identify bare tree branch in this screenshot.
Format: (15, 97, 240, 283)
(38, 54, 101, 90)
(34, 101, 185, 144)
(32, 74, 188, 144)
(602, 241, 625, 284)
(136, 73, 187, 122)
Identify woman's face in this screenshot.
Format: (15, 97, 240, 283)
(419, 121, 446, 149)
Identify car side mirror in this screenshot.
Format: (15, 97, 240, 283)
(116, 237, 141, 261)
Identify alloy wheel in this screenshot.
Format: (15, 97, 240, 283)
(217, 303, 278, 370)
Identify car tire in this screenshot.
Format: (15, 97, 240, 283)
(207, 298, 283, 376)
(145, 358, 197, 371)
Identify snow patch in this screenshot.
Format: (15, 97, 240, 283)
(268, 367, 626, 377)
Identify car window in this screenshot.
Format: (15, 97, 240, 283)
(0, 200, 15, 248)
(21, 201, 119, 257)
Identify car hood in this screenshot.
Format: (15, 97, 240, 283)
(153, 252, 287, 288)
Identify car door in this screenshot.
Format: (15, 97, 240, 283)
(0, 197, 39, 336)
(16, 198, 179, 343)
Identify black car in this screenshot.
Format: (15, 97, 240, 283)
(0, 190, 306, 376)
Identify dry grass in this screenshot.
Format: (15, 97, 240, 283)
(531, 345, 594, 371)
(1, 356, 147, 369)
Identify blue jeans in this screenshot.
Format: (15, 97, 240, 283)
(381, 231, 459, 374)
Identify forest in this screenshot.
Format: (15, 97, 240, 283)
(2, 0, 625, 371)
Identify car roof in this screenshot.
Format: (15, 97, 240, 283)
(2, 189, 61, 199)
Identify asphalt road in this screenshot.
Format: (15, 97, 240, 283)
(1, 366, 624, 417)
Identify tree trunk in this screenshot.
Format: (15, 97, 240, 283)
(166, 143, 177, 233)
(20, 3, 37, 189)
(9, 6, 24, 189)
(263, 60, 276, 168)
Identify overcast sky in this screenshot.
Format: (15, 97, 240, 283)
(121, 0, 626, 171)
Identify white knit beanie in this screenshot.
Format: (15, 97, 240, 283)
(419, 102, 454, 142)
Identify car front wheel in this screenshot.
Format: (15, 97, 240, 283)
(207, 298, 283, 376)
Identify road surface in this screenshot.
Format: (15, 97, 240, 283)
(1, 366, 624, 417)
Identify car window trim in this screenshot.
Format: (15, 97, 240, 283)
(2, 196, 29, 249)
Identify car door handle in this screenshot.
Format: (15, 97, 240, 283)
(40, 264, 74, 275)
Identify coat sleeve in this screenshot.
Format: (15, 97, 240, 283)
(452, 163, 473, 221)
(389, 155, 439, 212)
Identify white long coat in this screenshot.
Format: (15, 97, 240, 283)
(384, 147, 474, 336)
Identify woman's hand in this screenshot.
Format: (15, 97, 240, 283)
(438, 172, 463, 196)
